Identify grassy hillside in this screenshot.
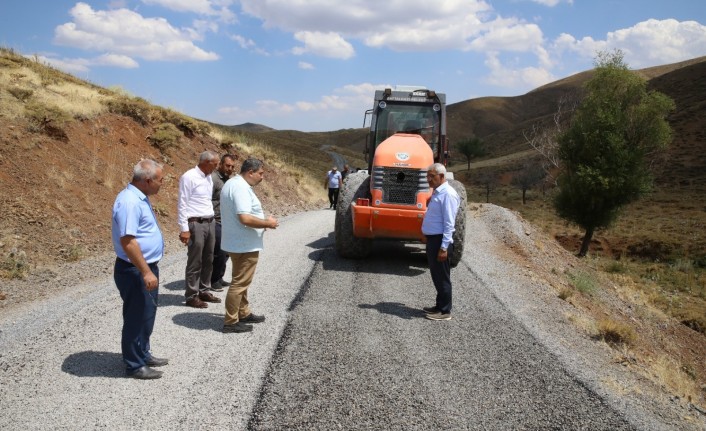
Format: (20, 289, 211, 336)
(446, 58, 706, 342)
(0, 47, 326, 279)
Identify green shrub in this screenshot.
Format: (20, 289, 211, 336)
(605, 261, 627, 274)
(568, 271, 597, 295)
(24, 101, 71, 130)
(8, 87, 33, 102)
(148, 122, 183, 153)
(161, 108, 210, 136)
(0, 249, 30, 279)
(104, 95, 157, 125)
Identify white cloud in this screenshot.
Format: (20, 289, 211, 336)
(298, 61, 314, 70)
(54, 2, 219, 62)
(141, 0, 236, 23)
(483, 52, 555, 90)
(529, 0, 573, 6)
(30, 53, 139, 75)
(554, 19, 706, 68)
(239, 0, 494, 52)
(93, 53, 140, 68)
(468, 18, 544, 53)
(217, 82, 390, 126)
(292, 32, 355, 59)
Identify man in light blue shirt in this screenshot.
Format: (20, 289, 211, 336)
(421, 163, 461, 321)
(220, 158, 279, 333)
(112, 159, 168, 379)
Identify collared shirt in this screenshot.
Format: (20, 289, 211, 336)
(211, 169, 229, 223)
(327, 170, 342, 188)
(421, 181, 460, 250)
(112, 184, 164, 263)
(177, 166, 214, 231)
(220, 175, 265, 253)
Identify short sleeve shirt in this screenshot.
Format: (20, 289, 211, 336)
(220, 175, 265, 253)
(112, 184, 164, 263)
(327, 170, 342, 188)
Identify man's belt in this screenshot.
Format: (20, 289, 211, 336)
(188, 216, 214, 223)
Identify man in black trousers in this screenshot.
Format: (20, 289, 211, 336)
(421, 163, 461, 321)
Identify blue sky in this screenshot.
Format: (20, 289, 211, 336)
(2, 0, 705, 132)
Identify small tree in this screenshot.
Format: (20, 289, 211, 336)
(511, 163, 545, 204)
(476, 171, 498, 203)
(554, 50, 675, 257)
(456, 137, 485, 170)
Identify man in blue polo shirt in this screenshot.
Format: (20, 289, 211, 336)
(112, 159, 168, 379)
(421, 163, 461, 321)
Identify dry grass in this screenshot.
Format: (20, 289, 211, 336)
(596, 318, 637, 346)
(468, 180, 706, 337)
(0, 51, 108, 120)
(649, 355, 702, 404)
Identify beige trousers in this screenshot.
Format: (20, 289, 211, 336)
(224, 251, 259, 324)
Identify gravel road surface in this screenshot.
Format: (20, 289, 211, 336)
(0, 207, 698, 430)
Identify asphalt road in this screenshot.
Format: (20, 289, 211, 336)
(0, 209, 640, 430)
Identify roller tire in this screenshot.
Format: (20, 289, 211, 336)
(335, 172, 372, 259)
(448, 179, 467, 268)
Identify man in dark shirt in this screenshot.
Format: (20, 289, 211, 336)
(210, 154, 236, 292)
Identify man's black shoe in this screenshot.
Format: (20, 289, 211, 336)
(128, 366, 163, 380)
(240, 313, 266, 324)
(146, 356, 169, 367)
(210, 281, 224, 292)
(422, 306, 440, 314)
(223, 322, 253, 333)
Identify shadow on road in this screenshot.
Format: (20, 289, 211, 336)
(172, 312, 224, 332)
(62, 351, 124, 378)
(314, 238, 427, 276)
(162, 280, 183, 291)
(306, 231, 335, 250)
(158, 293, 188, 307)
(358, 302, 425, 320)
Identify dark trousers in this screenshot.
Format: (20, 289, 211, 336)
(425, 234, 453, 314)
(114, 258, 159, 373)
(328, 187, 340, 208)
(211, 222, 229, 284)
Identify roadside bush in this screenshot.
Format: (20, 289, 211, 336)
(104, 95, 157, 125)
(148, 122, 182, 153)
(24, 101, 71, 141)
(596, 318, 636, 345)
(567, 271, 597, 295)
(0, 249, 30, 279)
(8, 87, 33, 102)
(161, 108, 211, 137)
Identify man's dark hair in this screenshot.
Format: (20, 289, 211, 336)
(221, 154, 236, 164)
(241, 157, 263, 174)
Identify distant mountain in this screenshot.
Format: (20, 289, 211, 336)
(444, 56, 706, 186)
(228, 122, 275, 133)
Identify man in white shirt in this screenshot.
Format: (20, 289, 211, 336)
(324, 166, 343, 209)
(220, 158, 279, 333)
(177, 151, 222, 308)
(420, 163, 461, 321)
